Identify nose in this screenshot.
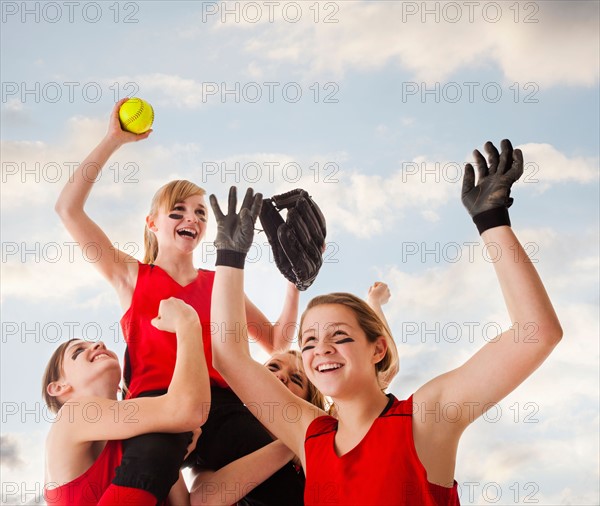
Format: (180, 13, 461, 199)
(183, 211, 198, 223)
(314, 340, 334, 356)
(274, 371, 288, 385)
(93, 341, 107, 350)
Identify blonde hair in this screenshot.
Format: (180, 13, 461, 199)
(42, 339, 77, 414)
(143, 180, 206, 264)
(298, 293, 399, 390)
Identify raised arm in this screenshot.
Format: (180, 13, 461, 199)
(189, 440, 295, 506)
(51, 298, 209, 443)
(209, 187, 324, 465)
(245, 281, 300, 354)
(416, 140, 562, 430)
(54, 100, 150, 307)
(366, 281, 391, 331)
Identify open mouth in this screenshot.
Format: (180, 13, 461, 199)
(177, 228, 198, 239)
(316, 363, 344, 373)
(92, 353, 110, 362)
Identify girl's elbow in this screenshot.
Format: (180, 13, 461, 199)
(185, 401, 210, 430)
(539, 321, 563, 348)
(54, 200, 77, 221)
(196, 398, 211, 427)
(54, 199, 68, 218)
(172, 398, 210, 431)
(551, 323, 563, 345)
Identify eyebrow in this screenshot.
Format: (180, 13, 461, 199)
(269, 358, 305, 375)
(301, 322, 351, 335)
(66, 340, 85, 353)
(174, 201, 207, 209)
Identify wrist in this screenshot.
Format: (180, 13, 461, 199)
(100, 134, 124, 152)
(175, 317, 201, 336)
(216, 249, 246, 269)
(473, 207, 511, 235)
(366, 297, 380, 308)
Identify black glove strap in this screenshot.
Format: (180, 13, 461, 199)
(216, 250, 246, 269)
(473, 207, 511, 235)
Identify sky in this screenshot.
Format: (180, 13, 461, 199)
(1, 1, 599, 504)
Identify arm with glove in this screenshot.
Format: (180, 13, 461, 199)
(210, 187, 325, 468)
(413, 139, 563, 431)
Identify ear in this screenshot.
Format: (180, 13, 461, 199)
(146, 214, 158, 232)
(46, 381, 72, 398)
(372, 335, 388, 365)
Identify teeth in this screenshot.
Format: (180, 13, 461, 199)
(177, 228, 197, 238)
(317, 363, 342, 372)
(93, 354, 109, 362)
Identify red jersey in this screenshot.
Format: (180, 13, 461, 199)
(121, 262, 227, 398)
(304, 395, 460, 506)
(44, 441, 122, 505)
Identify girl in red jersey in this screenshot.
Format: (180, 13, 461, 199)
(182, 282, 387, 505)
(55, 100, 303, 505)
(43, 297, 209, 506)
(208, 139, 562, 505)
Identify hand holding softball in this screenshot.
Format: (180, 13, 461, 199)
(106, 98, 153, 145)
(119, 97, 154, 134)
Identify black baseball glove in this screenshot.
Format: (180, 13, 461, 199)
(259, 189, 326, 291)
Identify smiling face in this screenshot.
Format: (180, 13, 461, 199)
(62, 339, 121, 387)
(44, 340, 121, 410)
(265, 352, 310, 401)
(143, 180, 207, 264)
(300, 303, 388, 399)
(148, 194, 208, 255)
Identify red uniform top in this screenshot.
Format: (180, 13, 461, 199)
(44, 441, 123, 506)
(120, 262, 227, 398)
(304, 395, 460, 506)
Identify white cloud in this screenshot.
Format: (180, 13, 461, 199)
(191, 141, 598, 241)
(208, 1, 599, 87)
(106, 74, 213, 108)
(516, 143, 599, 192)
(204, 151, 458, 238)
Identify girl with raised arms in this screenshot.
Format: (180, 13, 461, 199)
(55, 100, 303, 505)
(208, 140, 562, 505)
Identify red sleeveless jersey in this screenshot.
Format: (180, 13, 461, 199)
(44, 440, 122, 505)
(304, 395, 460, 506)
(120, 262, 227, 398)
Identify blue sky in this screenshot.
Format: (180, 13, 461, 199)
(1, 1, 599, 504)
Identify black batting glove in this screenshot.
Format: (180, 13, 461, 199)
(462, 139, 524, 234)
(209, 186, 262, 269)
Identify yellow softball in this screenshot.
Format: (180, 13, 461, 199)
(118, 97, 154, 134)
